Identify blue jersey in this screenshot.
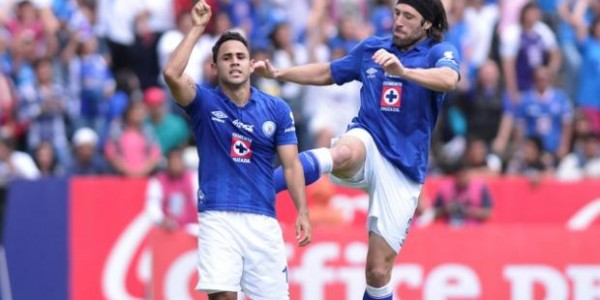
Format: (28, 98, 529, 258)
(330, 36, 460, 183)
(514, 88, 573, 153)
(183, 85, 297, 217)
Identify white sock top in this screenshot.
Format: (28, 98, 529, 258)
(366, 282, 393, 298)
(309, 147, 333, 174)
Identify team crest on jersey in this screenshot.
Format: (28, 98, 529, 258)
(230, 133, 252, 163)
(380, 81, 402, 112)
(262, 121, 276, 137)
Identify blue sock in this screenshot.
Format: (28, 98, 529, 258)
(274, 151, 321, 193)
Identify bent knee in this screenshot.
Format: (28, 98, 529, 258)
(331, 144, 354, 167)
(365, 265, 392, 286)
(330, 142, 365, 173)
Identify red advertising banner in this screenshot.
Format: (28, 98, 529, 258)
(149, 225, 600, 300)
(70, 177, 152, 300)
(68, 178, 600, 300)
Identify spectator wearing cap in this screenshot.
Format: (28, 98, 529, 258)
(144, 87, 190, 155)
(65, 127, 110, 176)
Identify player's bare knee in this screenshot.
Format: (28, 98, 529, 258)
(365, 265, 392, 286)
(331, 144, 354, 169)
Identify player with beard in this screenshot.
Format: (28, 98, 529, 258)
(254, 0, 459, 299)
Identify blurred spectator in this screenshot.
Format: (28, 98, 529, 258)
(500, 1, 561, 101)
(145, 146, 197, 231)
(95, 0, 138, 73)
(464, 60, 505, 147)
(306, 76, 360, 148)
(65, 127, 110, 176)
(445, 0, 473, 91)
(100, 69, 142, 145)
(144, 87, 190, 155)
(104, 100, 162, 177)
(5, 0, 59, 61)
(132, 0, 175, 89)
(329, 16, 361, 55)
(18, 57, 72, 165)
(370, 0, 393, 38)
(572, 0, 600, 134)
(464, 137, 503, 177)
(268, 19, 310, 149)
(0, 28, 11, 74)
(513, 67, 573, 159)
(220, 0, 255, 37)
(33, 140, 63, 177)
(63, 34, 115, 134)
(464, 0, 499, 72)
(433, 161, 493, 227)
(556, 132, 600, 180)
(0, 136, 40, 184)
(0, 71, 26, 143)
(557, 0, 586, 99)
(506, 136, 555, 181)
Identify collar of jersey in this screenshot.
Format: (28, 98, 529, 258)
(213, 86, 258, 106)
(391, 36, 432, 54)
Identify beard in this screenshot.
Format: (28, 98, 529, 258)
(392, 27, 427, 51)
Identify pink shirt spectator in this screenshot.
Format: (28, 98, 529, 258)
(105, 127, 161, 174)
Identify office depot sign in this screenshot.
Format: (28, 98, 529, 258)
(67, 178, 600, 300)
(148, 226, 600, 300)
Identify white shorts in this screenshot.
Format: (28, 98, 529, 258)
(330, 128, 422, 253)
(196, 211, 289, 300)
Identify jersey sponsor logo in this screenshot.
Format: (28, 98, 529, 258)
(384, 72, 402, 79)
(366, 67, 378, 79)
(439, 51, 458, 66)
(211, 111, 228, 123)
(233, 119, 254, 133)
(380, 81, 402, 112)
(262, 121, 276, 137)
(230, 133, 252, 163)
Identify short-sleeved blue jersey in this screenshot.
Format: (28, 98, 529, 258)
(330, 36, 460, 183)
(183, 84, 297, 217)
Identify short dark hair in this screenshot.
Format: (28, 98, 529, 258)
(211, 31, 250, 63)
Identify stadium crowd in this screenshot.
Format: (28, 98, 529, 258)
(0, 0, 598, 184)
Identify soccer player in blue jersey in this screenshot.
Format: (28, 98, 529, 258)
(255, 0, 460, 299)
(162, 1, 312, 300)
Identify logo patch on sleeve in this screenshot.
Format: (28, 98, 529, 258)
(380, 81, 402, 112)
(230, 133, 252, 163)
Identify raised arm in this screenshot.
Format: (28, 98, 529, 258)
(254, 60, 334, 86)
(162, 1, 211, 106)
(277, 144, 311, 247)
(372, 49, 459, 92)
(572, 0, 590, 42)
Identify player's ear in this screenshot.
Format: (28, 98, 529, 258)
(422, 20, 432, 31)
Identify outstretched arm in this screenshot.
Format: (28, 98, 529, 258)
(254, 60, 334, 86)
(163, 1, 211, 106)
(372, 49, 459, 92)
(277, 144, 311, 247)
